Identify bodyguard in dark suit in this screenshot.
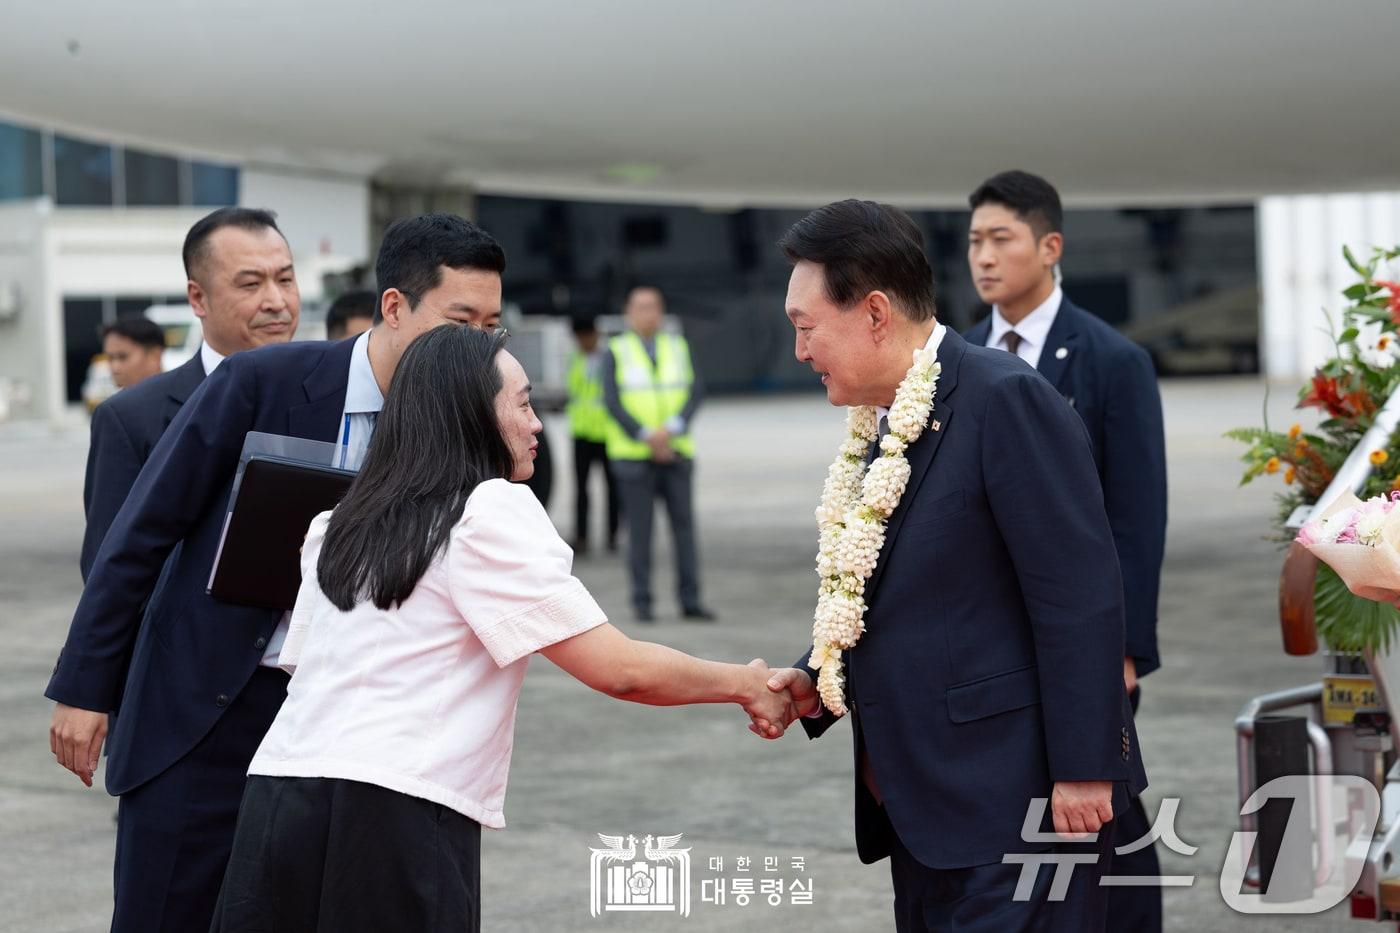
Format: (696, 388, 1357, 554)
(47, 213, 507, 933)
(760, 201, 1146, 932)
(963, 171, 1167, 932)
(81, 207, 301, 581)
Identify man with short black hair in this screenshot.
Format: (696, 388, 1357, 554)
(101, 316, 165, 389)
(80, 207, 299, 580)
(325, 289, 377, 341)
(48, 213, 506, 933)
(760, 199, 1145, 932)
(963, 169, 1167, 932)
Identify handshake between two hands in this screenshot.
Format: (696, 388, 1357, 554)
(733, 660, 1116, 838)
(739, 660, 819, 740)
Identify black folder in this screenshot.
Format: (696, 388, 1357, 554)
(207, 455, 357, 610)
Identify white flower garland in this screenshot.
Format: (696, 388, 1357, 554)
(808, 345, 940, 715)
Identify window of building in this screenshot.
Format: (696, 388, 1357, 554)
(0, 120, 44, 200)
(53, 135, 114, 206)
(123, 148, 181, 206)
(191, 161, 239, 206)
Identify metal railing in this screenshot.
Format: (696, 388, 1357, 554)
(1234, 684, 1336, 886)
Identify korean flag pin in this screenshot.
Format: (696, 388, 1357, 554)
(1055, 347, 1069, 360)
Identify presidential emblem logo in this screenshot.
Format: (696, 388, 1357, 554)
(589, 832, 692, 918)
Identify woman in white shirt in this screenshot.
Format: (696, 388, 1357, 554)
(210, 324, 795, 933)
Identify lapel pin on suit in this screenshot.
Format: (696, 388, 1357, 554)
(931, 419, 942, 432)
(1055, 347, 1069, 360)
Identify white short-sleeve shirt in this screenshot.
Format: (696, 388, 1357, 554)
(248, 479, 606, 828)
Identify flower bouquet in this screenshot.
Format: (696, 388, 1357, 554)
(1228, 244, 1400, 651)
(1297, 492, 1400, 604)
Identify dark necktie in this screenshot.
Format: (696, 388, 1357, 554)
(1002, 330, 1023, 356)
(867, 415, 889, 466)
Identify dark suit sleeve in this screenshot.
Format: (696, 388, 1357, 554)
(1101, 345, 1166, 677)
(601, 349, 645, 439)
(46, 357, 259, 713)
(80, 401, 143, 581)
(793, 646, 842, 739)
(982, 372, 1127, 783)
(677, 357, 704, 430)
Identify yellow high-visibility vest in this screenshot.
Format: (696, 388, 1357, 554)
(565, 351, 610, 443)
(604, 331, 696, 460)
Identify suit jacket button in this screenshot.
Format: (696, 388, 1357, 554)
(254, 636, 268, 650)
(216, 694, 230, 708)
(1121, 750, 1130, 761)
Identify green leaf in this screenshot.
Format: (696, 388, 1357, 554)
(1344, 284, 1378, 302)
(1344, 244, 1373, 280)
(1340, 326, 1361, 343)
(1315, 563, 1400, 653)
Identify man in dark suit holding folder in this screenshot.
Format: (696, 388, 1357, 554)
(47, 213, 507, 933)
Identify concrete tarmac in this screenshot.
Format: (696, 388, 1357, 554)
(0, 379, 1363, 931)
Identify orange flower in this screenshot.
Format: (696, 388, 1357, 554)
(1288, 423, 1302, 440)
(1284, 467, 1296, 485)
(1371, 449, 1389, 466)
(1294, 440, 1309, 456)
(1265, 456, 1281, 474)
(1375, 280, 1400, 325)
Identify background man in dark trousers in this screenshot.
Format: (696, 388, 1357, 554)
(47, 214, 506, 933)
(567, 315, 619, 553)
(963, 170, 1168, 932)
(602, 286, 714, 622)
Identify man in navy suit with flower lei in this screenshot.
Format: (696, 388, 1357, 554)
(757, 200, 1147, 932)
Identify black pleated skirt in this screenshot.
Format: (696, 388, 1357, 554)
(210, 775, 481, 933)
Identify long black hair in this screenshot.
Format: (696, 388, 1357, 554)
(317, 324, 514, 611)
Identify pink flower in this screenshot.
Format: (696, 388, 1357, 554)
(1297, 523, 1319, 547)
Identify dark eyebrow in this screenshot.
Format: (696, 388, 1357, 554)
(520, 383, 532, 395)
(234, 264, 295, 278)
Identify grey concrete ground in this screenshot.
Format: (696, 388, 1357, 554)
(0, 379, 1369, 932)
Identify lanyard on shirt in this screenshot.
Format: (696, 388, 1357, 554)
(339, 413, 353, 469)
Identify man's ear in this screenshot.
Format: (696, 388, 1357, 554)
(379, 289, 408, 330)
(1039, 232, 1064, 268)
(187, 279, 208, 320)
(866, 290, 895, 343)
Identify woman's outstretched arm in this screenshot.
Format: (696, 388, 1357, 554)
(541, 623, 795, 735)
